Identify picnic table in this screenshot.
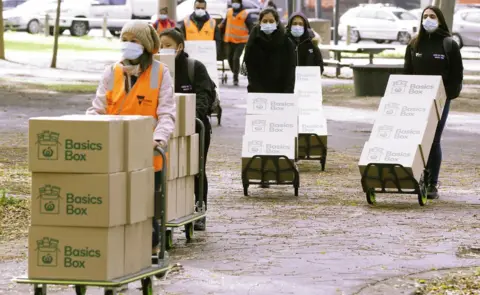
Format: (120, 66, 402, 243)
(318, 44, 396, 77)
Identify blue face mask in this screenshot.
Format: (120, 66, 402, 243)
(422, 17, 438, 33)
(158, 14, 168, 20)
(232, 3, 241, 9)
(260, 23, 277, 35)
(291, 25, 304, 37)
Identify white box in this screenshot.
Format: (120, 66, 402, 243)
(246, 93, 298, 115)
(153, 54, 175, 85)
(299, 99, 324, 116)
(299, 115, 328, 135)
(241, 134, 296, 159)
(184, 41, 219, 86)
(376, 96, 440, 121)
(244, 114, 298, 137)
(384, 75, 447, 117)
(358, 140, 425, 189)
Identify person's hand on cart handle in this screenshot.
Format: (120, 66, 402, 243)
(153, 140, 167, 149)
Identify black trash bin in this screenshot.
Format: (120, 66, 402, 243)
(352, 64, 404, 97)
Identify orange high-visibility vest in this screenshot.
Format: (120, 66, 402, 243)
(105, 60, 167, 172)
(224, 8, 249, 43)
(156, 21, 174, 34)
(184, 17, 216, 40)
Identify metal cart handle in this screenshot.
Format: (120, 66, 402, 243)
(153, 145, 167, 261)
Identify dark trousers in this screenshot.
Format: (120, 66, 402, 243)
(427, 99, 451, 185)
(194, 118, 211, 211)
(152, 171, 162, 248)
(226, 42, 246, 81)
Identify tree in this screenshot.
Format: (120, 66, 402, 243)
(0, 0, 5, 60)
(50, 0, 62, 68)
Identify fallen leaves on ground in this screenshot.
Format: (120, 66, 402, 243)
(415, 269, 480, 294)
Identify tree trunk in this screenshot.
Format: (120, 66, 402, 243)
(0, 0, 5, 60)
(50, 0, 62, 68)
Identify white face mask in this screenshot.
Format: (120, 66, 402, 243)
(121, 42, 144, 60)
(422, 17, 438, 33)
(159, 48, 176, 55)
(291, 25, 304, 37)
(232, 3, 241, 9)
(158, 14, 168, 20)
(194, 9, 206, 17)
(260, 23, 277, 35)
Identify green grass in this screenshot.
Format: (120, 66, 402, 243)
(0, 79, 98, 93)
(5, 40, 116, 52)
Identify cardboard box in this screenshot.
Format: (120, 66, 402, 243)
(166, 138, 178, 180)
(124, 219, 151, 275)
(384, 74, 447, 117)
(368, 114, 437, 164)
(187, 134, 199, 176)
(358, 141, 424, 189)
(298, 115, 327, 135)
(241, 158, 298, 182)
(178, 137, 188, 178)
(298, 100, 324, 116)
(176, 177, 186, 218)
(376, 96, 440, 121)
(298, 134, 328, 158)
(185, 176, 195, 215)
(244, 114, 298, 137)
(165, 179, 177, 221)
(295, 66, 323, 102)
(61, 115, 154, 172)
(174, 94, 196, 137)
(153, 53, 175, 85)
(241, 134, 296, 160)
(29, 117, 124, 173)
(31, 173, 126, 227)
(127, 167, 154, 224)
(246, 93, 298, 115)
(28, 226, 124, 280)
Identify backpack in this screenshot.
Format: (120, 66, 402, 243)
(186, 57, 220, 117)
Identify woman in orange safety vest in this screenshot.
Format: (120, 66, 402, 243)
(86, 20, 176, 255)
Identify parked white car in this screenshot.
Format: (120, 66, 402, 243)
(3, 0, 58, 34)
(452, 9, 480, 48)
(409, 8, 422, 19)
(339, 4, 418, 44)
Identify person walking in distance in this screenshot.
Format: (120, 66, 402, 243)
(218, 0, 255, 86)
(404, 5, 463, 199)
(152, 7, 176, 35)
(179, 0, 222, 59)
(86, 21, 176, 254)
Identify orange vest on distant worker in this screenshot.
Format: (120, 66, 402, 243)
(184, 17, 216, 40)
(224, 8, 249, 43)
(105, 61, 166, 172)
(156, 21, 173, 34)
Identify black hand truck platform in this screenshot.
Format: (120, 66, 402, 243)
(296, 133, 328, 171)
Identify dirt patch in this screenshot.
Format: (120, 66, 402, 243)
(414, 268, 480, 294)
(323, 84, 480, 113)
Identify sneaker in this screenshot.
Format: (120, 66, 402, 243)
(427, 184, 439, 199)
(194, 217, 206, 231)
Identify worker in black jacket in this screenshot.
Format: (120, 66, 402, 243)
(404, 5, 464, 200)
(159, 28, 213, 231)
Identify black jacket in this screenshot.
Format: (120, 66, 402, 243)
(404, 32, 463, 100)
(179, 12, 222, 58)
(174, 52, 213, 120)
(286, 13, 324, 73)
(244, 25, 296, 93)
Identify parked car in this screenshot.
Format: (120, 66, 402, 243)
(452, 8, 480, 48)
(3, 0, 58, 34)
(3, 0, 28, 11)
(339, 3, 418, 44)
(409, 8, 422, 19)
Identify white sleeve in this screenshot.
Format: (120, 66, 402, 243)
(86, 65, 111, 115)
(153, 65, 176, 142)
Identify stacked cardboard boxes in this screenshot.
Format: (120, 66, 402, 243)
(153, 53, 175, 85)
(166, 93, 199, 222)
(241, 93, 298, 181)
(358, 75, 447, 188)
(28, 115, 154, 281)
(294, 67, 328, 158)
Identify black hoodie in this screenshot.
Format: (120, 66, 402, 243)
(286, 12, 324, 73)
(404, 6, 463, 100)
(244, 25, 296, 93)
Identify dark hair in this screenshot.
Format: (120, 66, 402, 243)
(410, 5, 451, 49)
(159, 28, 185, 49)
(266, 1, 277, 9)
(259, 7, 279, 23)
(194, 0, 206, 6)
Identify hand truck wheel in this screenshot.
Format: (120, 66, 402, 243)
(141, 276, 154, 295)
(366, 189, 376, 205)
(104, 289, 117, 295)
(75, 285, 87, 295)
(34, 285, 46, 295)
(166, 230, 173, 250)
(418, 173, 428, 206)
(185, 223, 194, 241)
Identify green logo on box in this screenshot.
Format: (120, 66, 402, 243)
(38, 185, 62, 215)
(36, 237, 60, 267)
(36, 131, 60, 161)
